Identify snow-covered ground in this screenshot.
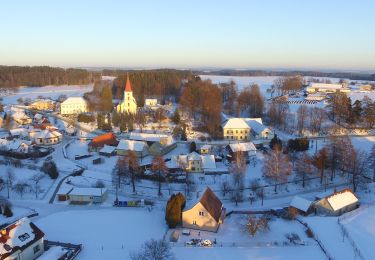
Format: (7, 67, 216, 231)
(0, 84, 93, 105)
(36, 208, 166, 260)
(340, 205, 375, 260)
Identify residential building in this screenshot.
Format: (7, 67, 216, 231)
(99, 145, 117, 157)
(144, 99, 157, 107)
(222, 118, 251, 140)
(182, 187, 225, 232)
(30, 99, 55, 111)
(88, 132, 118, 152)
(306, 83, 350, 93)
(116, 139, 149, 158)
(200, 144, 212, 154)
(358, 84, 373, 91)
(30, 129, 63, 146)
(116, 74, 137, 114)
(0, 218, 45, 260)
(60, 97, 88, 115)
(12, 112, 32, 125)
(245, 118, 274, 140)
(314, 188, 359, 216)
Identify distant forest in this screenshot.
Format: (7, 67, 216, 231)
(197, 69, 375, 82)
(108, 69, 195, 105)
(0, 66, 99, 88)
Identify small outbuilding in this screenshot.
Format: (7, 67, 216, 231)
(88, 132, 118, 152)
(314, 188, 359, 216)
(289, 196, 313, 215)
(68, 188, 108, 204)
(99, 145, 116, 157)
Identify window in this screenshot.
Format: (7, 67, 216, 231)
(236, 130, 238, 133)
(18, 233, 30, 242)
(33, 244, 40, 254)
(193, 220, 197, 225)
(199, 211, 204, 216)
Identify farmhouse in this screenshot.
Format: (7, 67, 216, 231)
(314, 188, 359, 216)
(0, 139, 32, 153)
(182, 187, 225, 232)
(9, 128, 28, 138)
(116, 74, 137, 114)
(60, 97, 88, 115)
(222, 118, 251, 140)
(0, 218, 45, 260)
(116, 139, 149, 158)
(88, 132, 118, 152)
(306, 83, 350, 94)
(68, 188, 108, 204)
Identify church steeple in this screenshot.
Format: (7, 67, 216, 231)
(125, 73, 132, 92)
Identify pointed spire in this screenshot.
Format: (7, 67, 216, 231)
(125, 73, 132, 92)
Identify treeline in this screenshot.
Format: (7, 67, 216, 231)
(198, 69, 375, 82)
(180, 78, 222, 138)
(108, 69, 194, 105)
(0, 66, 99, 87)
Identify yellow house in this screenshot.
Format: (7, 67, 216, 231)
(200, 144, 211, 154)
(222, 118, 251, 141)
(30, 99, 55, 111)
(182, 187, 225, 232)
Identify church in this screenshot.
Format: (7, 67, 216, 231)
(116, 74, 137, 114)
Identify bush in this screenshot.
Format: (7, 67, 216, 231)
(3, 203, 13, 218)
(189, 142, 197, 153)
(287, 138, 309, 152)
(270, 134, 282, 151)
(77, 113, 95, 123)
(41, 160, 59, 179)
(306, 228, 314, 238)
(95, 180, 106, 188)
(165, 193, 186, 228)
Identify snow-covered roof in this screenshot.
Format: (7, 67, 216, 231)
(61, 97, 87, 105)
(229, 142, 256, 153)
(245, 119, 269, 134)
(308, 83, 348, 90)
(38, 246, 67, 260)
(222, 118, 250, 129)
(326, 189, 359, 211)
(187, 151, 201, 161)
(117, 139, 147, 152)
(9, 128, 28, 136)
(68, 187, 107, 197)
(200, 144, 211, 150)
(290, 196, 312, 212)
(202, 155, 216, 169)
(0, 218, 44, 256)
(34, 129, 62, 139)
(129, 132, 174, 145)
(57, 187, 73, 196)
(99, 145, 116, 154)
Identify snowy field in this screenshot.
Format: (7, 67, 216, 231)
(36, 208, 166, 260)
(311, 136, 375, 153)
(0, 84, 93, 105)
(341, 206, 375, 260)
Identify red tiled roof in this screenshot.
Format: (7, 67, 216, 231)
(90, 132, 118, 148)
(125, 74, 132, 92)
(199, 187, 223, 222)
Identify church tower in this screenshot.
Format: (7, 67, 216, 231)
(116, 73, 137, 114)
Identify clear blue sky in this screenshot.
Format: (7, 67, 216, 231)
(1, 0, 374, 71)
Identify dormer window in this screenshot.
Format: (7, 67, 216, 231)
(18, 233, 30, 242)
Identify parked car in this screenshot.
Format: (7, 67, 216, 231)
(182, 229, 191, 236)
(200, 239, 212, 247)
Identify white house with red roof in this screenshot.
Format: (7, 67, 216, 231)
(116, 74, 137, 114)
(0, 218, 44, 260)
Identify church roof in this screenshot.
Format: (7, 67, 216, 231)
(125, 74, 132, 92)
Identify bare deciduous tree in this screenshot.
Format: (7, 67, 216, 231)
(130, 239, 174, 260)
(262, 149, 292, 192)
(296, 105, 308, 136)
(230, 151, 246, 206)
(152, 155, 168, 196)
(295, 152, 313, 188)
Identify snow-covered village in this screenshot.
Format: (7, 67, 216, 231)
(1, 1, 375, 260)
